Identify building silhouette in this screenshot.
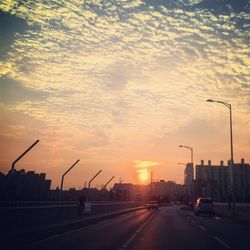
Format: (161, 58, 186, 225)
(113, 183, 134, 201)
(194, 159, 250, 202)
(0, 169, 51, 201)
(234, 159, 250, 202)
(112, 181, 184, 202)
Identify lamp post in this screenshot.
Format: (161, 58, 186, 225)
(60, 159, 80, 191)
(88, 170, 102, 201)
(178, 162, 187, 183)
(206, 99, 235, 216)
(88, 170, 102, 190)
(103, 176, 115, 189)
(179, 145, 193, 165)
(178, 162, 186, 166)
(102, 176, 115, 201)
(10, 139, 39, 173)
(60, 159, 80, 201)
(179, 145, 194, 203)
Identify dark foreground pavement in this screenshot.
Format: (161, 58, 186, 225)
(11, 205, 250, 250)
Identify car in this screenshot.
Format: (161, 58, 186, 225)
(146, 200, 159, 210)
(194, 197, 215, 217)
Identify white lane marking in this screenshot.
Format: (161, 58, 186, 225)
(28, 211, 148, 248)
(199, 225, 207, 231)
(119, 213, 155, 249)
(26, 226, 85, 247)
(213, 236, 231, 249)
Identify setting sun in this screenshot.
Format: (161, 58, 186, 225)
(134, 160, 159, 184)
(138, 169, 149, 183)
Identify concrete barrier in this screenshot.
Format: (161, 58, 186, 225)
(0, 201, 144, 235)
(0, 205, 147, 250)
(214, 203, 250, 219)
(181, 202, 250, 220)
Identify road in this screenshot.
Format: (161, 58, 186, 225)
(25, 205, 250, 250)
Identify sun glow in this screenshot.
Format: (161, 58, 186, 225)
(134, 160, 159, 184)
(138, 169, 149, 183)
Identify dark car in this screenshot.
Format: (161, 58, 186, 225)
(194, 197, 215, 217)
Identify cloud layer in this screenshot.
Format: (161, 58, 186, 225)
(0, 0, 249, 187)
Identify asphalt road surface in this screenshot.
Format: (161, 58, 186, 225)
(26, 205, 250, 250)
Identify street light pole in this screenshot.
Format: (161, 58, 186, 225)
(88, 170, 102, 190)
(60, 159, 80, 191)
(178, 162, 187, 166)
(102, 176, 115, 201)
(179, 145, 194, 203)
(179, 145, 194, 183)
(103, 176, 115, 189)
(179, 145, 193, 165)
(88, 170, 102, 201)
(11, 139, 40, 173)
(206, 99, 235, 216)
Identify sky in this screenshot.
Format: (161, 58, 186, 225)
(0, 0, 249, 189)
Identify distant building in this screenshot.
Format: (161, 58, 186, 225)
(112, 181, 184, 202)
(0, 169, 51, 201)
(194, 159, 250, 202)
(150, 180, 184, 202)
(132, 184, 148, 201)
(112, 183, 134, 201)
(195, 160, 228, 201)
(151, 180, 173, 200)
(234, 159, 250, 202)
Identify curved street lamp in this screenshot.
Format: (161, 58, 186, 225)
(60, 159, 80, 191)
(206, 99, 235, 216)
(178, 162, 187, 166)
(179, 145, 193, 165)
(179, 145, 194, 203)
(11, 139, 40, 173)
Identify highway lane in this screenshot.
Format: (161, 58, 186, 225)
(182, 208, 250, 250)
(127, 206, 219, 250)
(25, 205, 250, 250)
(128, 206, 250, 250)
(26, 209, 153, 250)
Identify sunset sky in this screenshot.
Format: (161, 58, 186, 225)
(0, 0, 249, 189)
